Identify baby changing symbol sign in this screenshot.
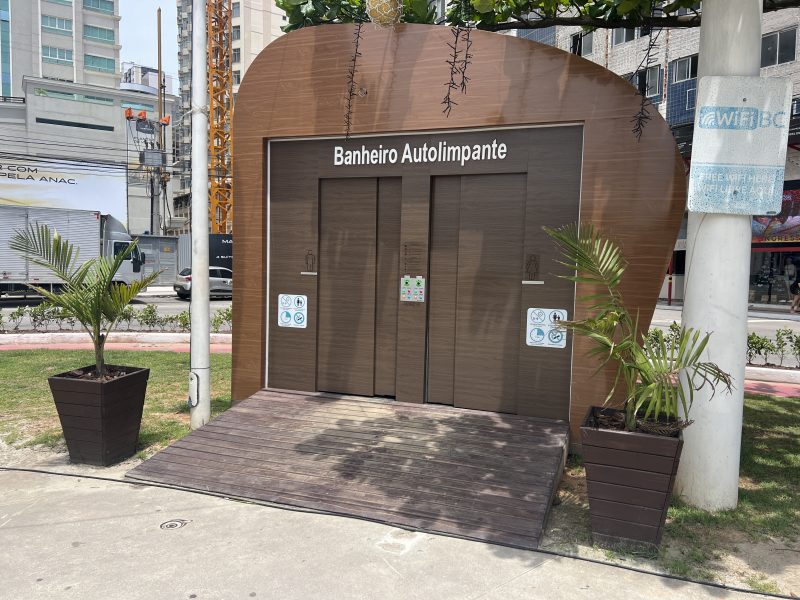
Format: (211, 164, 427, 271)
(526, 307, 568, 348)
(277, 294, 308, 328)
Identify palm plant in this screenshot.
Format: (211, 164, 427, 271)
(545, 223, 732, 433)
(10, 223, 159, 378)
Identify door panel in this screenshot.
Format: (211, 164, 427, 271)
(375, 178, 402, 397)
(317, 178, 377, 396)
(453, 174, 526, 413)
(427, 176, 461, 406)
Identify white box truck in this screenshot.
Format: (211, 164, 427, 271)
(0, 206, 146, 297)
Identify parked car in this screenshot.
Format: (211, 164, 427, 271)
(174, 266, 233, 299)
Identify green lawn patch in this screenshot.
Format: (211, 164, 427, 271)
(660, 394, 800, 581)
(0, 350, 232, 456)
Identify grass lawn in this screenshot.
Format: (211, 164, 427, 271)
(0, 350, 232, 457)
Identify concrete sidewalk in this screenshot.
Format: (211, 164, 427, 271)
(0, 469, 771, 600)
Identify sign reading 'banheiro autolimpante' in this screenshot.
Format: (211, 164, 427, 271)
(334, 138, 508, 167)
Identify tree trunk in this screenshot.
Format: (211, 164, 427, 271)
(95, 333, 106, 378)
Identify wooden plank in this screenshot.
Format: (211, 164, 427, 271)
(581, 426, 681, 458)
(583, 445, 677, 474)
(587, 498, 665, 527)
(586, 481, 667, 510)
(589, 514, 660, 545)
(584, 463, 671, 493)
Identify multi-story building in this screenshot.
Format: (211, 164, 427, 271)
(0, 0, 180, 236)
(517, 9, 800, 307)
(173, 0, 285, 233)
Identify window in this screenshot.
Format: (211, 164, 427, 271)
(792, 97, 800, 116)
(570, 31, 593, 56)
(113, 241, 131, 258)
(677, 2, 701, 16)
(84, 54, 115, 73)
(232, 2, 240, 17)
(42, 45, 74, 65)
(35, 88, 113, 105)
(613, 27, 636, 46)
(642, 65, 661, 97)
(84, 25, 115, 44)
(45, 0, 72, 5)
(232, 47, 240, 63)
(42, 15, 73, 35)
(673, 55, 698, 82)
(687, 88, 696, 110)
(83, 0, 114, 13)
(36, 117, 114, 131)
(232, 25, 240, 41)
(233, 70, 241, 85)
(761, 28, 797, 67)
(631, 65, 661, 97)
(122, 101, 155, 111)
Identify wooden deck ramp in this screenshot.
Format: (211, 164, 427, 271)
(126, 389, 569, 549)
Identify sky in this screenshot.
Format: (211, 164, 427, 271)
(119, 1, 180, 85)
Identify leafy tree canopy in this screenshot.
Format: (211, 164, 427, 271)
(277, 0, 800, 33)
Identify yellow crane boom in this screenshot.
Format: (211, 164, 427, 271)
(207, 0, 233, 233)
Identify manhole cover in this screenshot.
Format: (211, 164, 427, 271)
(160, 519, 190, 530)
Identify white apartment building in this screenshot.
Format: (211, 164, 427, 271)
(173, 0, 285, 232)
(0, 0, 179, 236)
(517, 9, 800, 307)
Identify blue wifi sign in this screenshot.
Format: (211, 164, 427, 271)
(687, 76, 792, 216)
(697, 106, 788, 130)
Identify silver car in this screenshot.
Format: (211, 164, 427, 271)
(174, 266, 233, 299)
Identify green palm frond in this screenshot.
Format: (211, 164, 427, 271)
(9, 223, 161, 377)
(545, 223, 732, 432)
(9, 223, 80, 281)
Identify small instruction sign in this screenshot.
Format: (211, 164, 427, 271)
(526, 308, 568, 348)
(400, 275, 425, 302)
(277, 294, 307, 328)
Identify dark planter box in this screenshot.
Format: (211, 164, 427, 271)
(580, 406, 683, 549)
(48, 365, 150, 467)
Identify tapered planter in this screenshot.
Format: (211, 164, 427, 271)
(580, 407, 683, 549)
(48, 365, 150, 466)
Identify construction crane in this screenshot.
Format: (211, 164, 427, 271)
(207, 0, 233, 233)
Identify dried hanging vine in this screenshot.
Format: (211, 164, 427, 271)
(442, 26, 463, 117)
(441, 0, 474, 117)
(630, 1, 662, 141)
(344, 20, 365, 139)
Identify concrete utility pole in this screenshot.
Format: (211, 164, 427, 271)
(189, 0, 211, 429)
(676, 0, 762, 510)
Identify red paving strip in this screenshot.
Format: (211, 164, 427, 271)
(0, 342, 232, 353)
(744, 379, 800, 398)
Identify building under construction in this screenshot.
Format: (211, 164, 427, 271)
(173, 0, 286, 235)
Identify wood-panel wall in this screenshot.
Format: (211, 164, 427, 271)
(232, 24, 686, 443)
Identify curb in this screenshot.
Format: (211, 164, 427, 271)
(0, 332, 232, 345)
(745, 365, 800, 385)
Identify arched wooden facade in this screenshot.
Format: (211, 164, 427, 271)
(231, 23, 686, 442)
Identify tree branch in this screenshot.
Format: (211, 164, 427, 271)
(485, 0, 800, 31)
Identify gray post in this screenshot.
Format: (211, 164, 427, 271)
(189, 0, 211, 429)
(675, 0, 762, 510)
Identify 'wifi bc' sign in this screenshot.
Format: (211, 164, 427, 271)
(697, 106, 788, 130)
